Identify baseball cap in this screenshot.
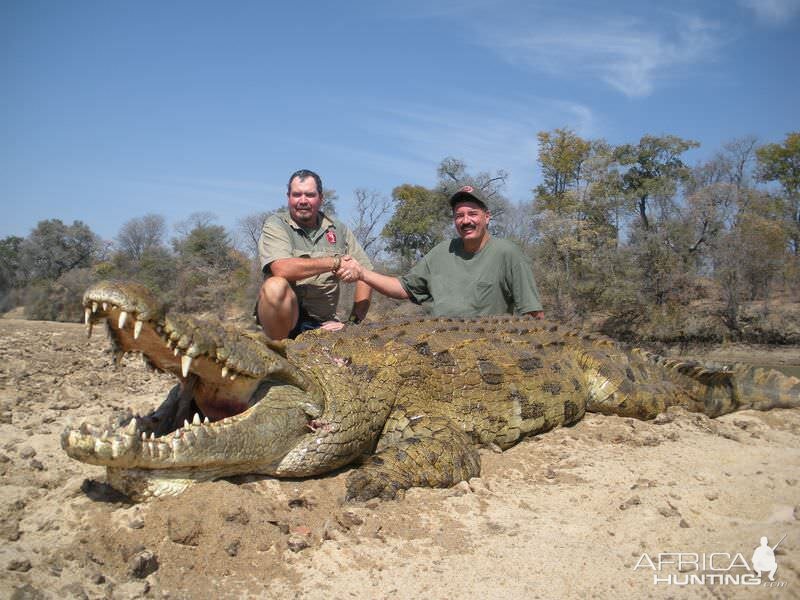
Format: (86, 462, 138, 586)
(449, 185, 488, 210)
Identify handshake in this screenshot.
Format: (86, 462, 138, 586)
(333, 255, 365, 283)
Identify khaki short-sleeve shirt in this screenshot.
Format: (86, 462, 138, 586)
(258, 211, 373, 321)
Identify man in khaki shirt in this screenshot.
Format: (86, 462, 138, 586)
(257, 169, 373, 339)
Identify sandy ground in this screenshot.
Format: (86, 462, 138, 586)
(0, 318, 799, 599)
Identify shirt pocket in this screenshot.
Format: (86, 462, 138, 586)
(474, 281, 496, 306)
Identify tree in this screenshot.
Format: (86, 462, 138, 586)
(116, 214, 167, 262)
(19, 219, 100, 282)
(173, 223, 237, 271)
(529, 131, 623, 317)
(713, 192, 788, 332)
(382, 184, 449, 269)
(614, 135, 699, 231)
(756, 132, 800, 255)
(534, 129, 591, 215)
(436, 157, 511, 234)
(322, 187, 339, 217)
(350, 189, 392, 261)
(0, 236, 24, 292)
(237, 211, 274, 260)
(171, 214, 249, 313)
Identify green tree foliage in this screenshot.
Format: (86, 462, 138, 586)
(171, 214, 249, 313)
(19, 219, 100, 282)
(382, 184, 449, 269)
(615, 135, 699, 231)
(534, 129, 591, 215)
(7, 220, 101, 319)
(0, 236, 25, 311)
(0, 236, 24, 291)
(756, 132, 800, 255)
(530, 130, 624, 318)
(107, 214, 176, 297)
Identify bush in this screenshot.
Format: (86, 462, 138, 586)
(23, 268, 97, 322)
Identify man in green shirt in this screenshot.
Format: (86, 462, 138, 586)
(336, 186, 544, 318)
(257, 169, 374, 339)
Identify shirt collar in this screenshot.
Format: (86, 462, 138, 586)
(283, 211, 335, 232)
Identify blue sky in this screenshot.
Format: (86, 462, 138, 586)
(2, 0, 798, 242)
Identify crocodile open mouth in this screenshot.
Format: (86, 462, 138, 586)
(61, 282, 317, 469)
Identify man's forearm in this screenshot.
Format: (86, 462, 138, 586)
(269, 256, 338, 281)
(351, 281, 372, 321)
(359, 269, 410, 300)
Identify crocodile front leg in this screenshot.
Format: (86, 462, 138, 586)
(345, 416, 480, 501)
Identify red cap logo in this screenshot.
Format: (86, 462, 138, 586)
(326, 230, 337, 245)
(460, 185, 474, 193)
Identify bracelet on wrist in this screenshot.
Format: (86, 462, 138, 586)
(331, 255, 341, 272)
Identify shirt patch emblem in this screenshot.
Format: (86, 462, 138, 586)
(325, 230, 337, 245)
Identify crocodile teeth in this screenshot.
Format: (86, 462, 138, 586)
(102, 302, 108, 311)
(125, 420, 138, 435)
(173, 347, 180, 356)
(84, 307, 91, 325)
(221, 366, 229, 378)
(193, 413, 201, 425)
(92, 301, 98, 313)
(141, 432, 147, 441)
(184, 419, 190, 429)
(133, 320, 143, 340)
(118, 311, 128, 329)
(203, 417, 210, 425)
(181, 355, 192, 378)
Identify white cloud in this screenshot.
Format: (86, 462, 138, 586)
(481, 13, 722, 98)
(739, 0, 800, 24)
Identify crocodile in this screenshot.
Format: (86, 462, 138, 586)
(62, 281, 800, 501)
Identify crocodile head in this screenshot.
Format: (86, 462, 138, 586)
(61, 281, 326, 500)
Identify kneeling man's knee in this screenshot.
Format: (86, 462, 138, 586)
(260, 276, 291, 303)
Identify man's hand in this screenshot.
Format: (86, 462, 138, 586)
(320, 320, 345, 332)
(335, 255, 364, 283)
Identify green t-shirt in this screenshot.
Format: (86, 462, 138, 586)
(399, 237, 542, 317)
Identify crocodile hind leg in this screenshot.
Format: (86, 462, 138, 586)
(345, 416, 480, 501)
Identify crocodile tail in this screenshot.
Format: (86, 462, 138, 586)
(633, 350, 800, 417)
(726, 363, 800, 412)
